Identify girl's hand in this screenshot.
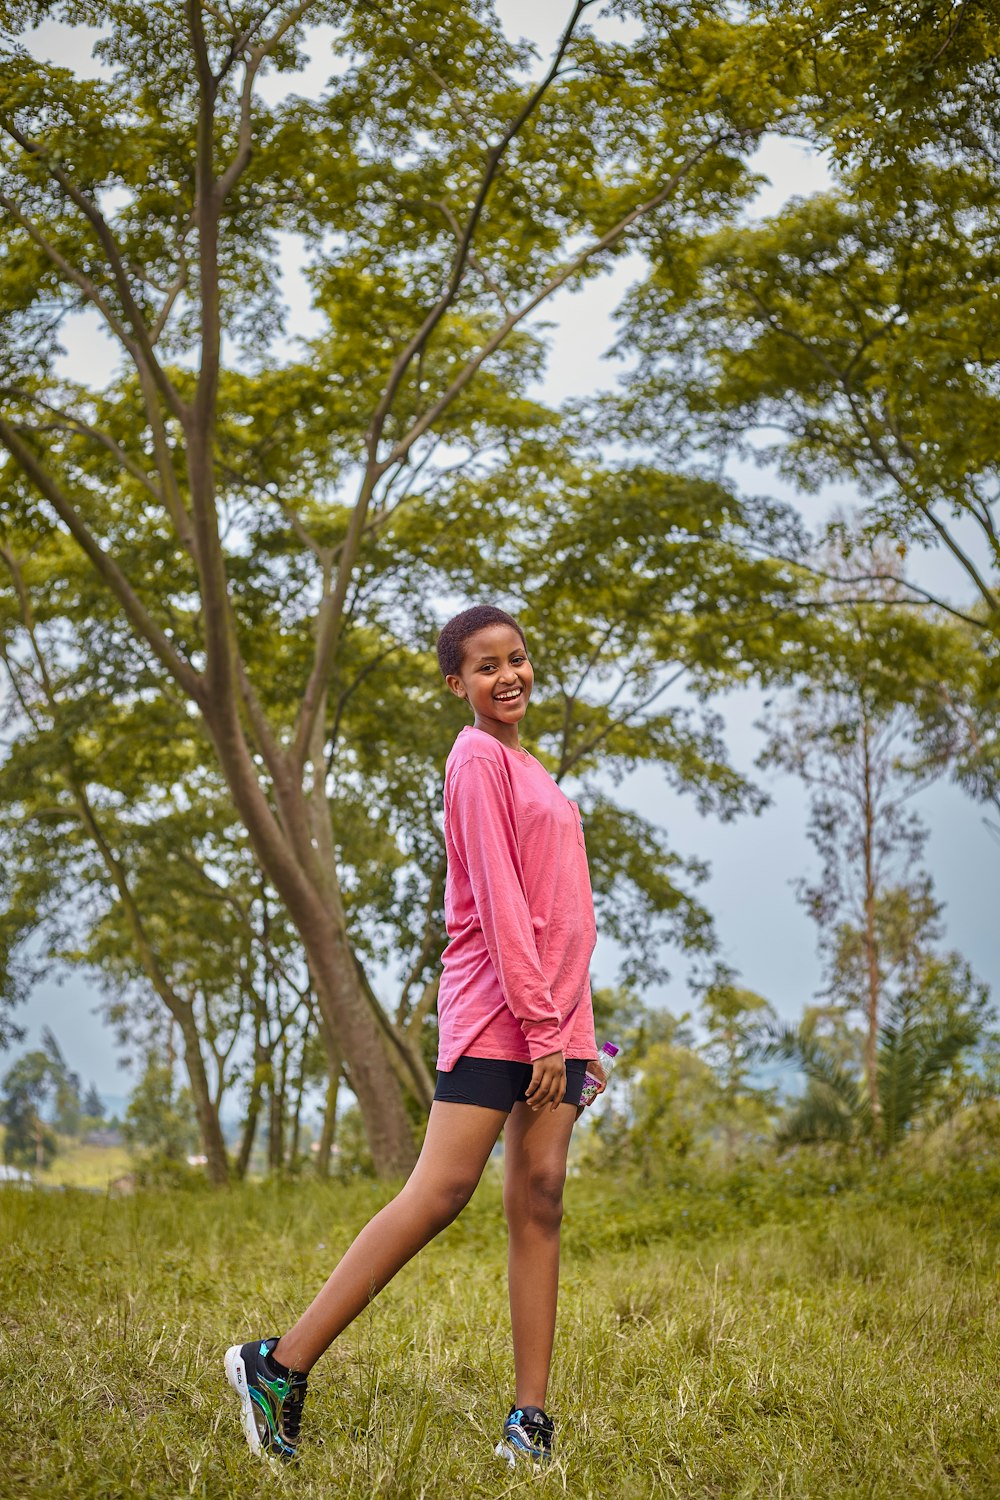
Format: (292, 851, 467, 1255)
(575, 1057, 606, 1120)
(525, 1050, 567, 1112)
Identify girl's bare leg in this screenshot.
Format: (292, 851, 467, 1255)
(502, 1099, 576, 1410)
(274, 1101, 506, 1372)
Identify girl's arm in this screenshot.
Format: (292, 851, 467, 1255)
(448, 756, 563, 1060)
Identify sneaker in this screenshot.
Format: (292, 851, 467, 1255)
(494, 1403, 555, 1466)
(224, 1337, 307, 1463)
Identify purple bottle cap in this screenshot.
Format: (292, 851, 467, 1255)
(602, 1043, 620, 1057)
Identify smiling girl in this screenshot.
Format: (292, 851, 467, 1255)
(225, 604, 602, 1467)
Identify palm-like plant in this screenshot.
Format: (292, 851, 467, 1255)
(876, 1009, 981, 1151)
(763, 1002, 982, 1153)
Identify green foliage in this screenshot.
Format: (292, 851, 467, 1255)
(0, 2, 821, 1120)
(328, 1103, 375, 1181)
(0, 1025, 85, 1164)
(602, 7, 1000, 638)
(41, 1025, 82, 1136)
(583, 985, 780, 1169)
(0, 1047, 57, 1167)
(82, 1082, 105, 1122)
(123, 1052, 198, 1164)
(767, 965, 992, 1153)
(699, 976, 778, 1153)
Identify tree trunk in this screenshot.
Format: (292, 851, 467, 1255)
(278, 892, 418, 1173)
(235, 1070, 262, 1181)
(65, 776, 232, 1183)
(289, 1043, 306, 1171)
(268, 1057, 285, 1175)
(313, 1008, 341, 1180)
(235, 1020, 268, 1181)
(315, 1066, 340, 1179)
(357, 957, 434, 1113)
(861, 713, 882, 1137)
(176, 1007, 230, 1186)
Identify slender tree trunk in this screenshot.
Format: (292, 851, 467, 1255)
(176, 1008, 230, 1186)
(313, 1014, 340, 1176)
(64, 777, 233, 1183)
(237, 994, 270, 1179)
(861, 713, 882, 1137)
(235, 1072, 262, 1181)
(356, 957, 434, 1112)
(266, 1085, 281, 1175)
(315, 1067, 340, 1179)
(267, 1059, 284, 1176)
(313, 1009, 341, 1180)
(289, 1041, 306, 1171)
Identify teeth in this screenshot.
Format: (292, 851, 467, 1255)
(495, 689, 521, 701)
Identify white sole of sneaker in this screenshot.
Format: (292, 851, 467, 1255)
(495, 1440, 517, 1468)
(495, 1439, 551, 1468)
(224, 1344, 263, 1457)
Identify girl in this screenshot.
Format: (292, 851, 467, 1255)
(225, 604, 603, 1466)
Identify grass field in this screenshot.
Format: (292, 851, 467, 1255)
(3, 1157, 998, 1499)
(42, 1139, 134, 1189)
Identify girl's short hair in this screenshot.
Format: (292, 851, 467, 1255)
(436, 605, 527, 678)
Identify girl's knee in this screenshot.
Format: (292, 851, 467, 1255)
(425, 1174, 479, 1232)
(504, 1164, 565, 1232)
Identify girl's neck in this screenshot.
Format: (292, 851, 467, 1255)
(472, 716, 522, 752)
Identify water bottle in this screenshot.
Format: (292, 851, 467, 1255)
(579, 1042, 619, 1107)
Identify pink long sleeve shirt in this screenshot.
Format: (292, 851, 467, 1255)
(436, 725, 598, 1071)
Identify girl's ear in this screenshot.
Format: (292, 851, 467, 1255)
(445, 673, 466, 700)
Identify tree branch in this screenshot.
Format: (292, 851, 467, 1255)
(0, 415, 204, 701)
(149, 261, 190, 343)
(0, 122, 187, 423)
(394, 854, 447, 1025)
(368, 4, 490, 147)
(559, 664, 690, 779)
(363, 0, 595, 461)
(740, 286, 1000, 615)
(379, 133, 725, 472)
(0, 190, 139, 357)
(422, 197, 511, 314)
(3, 407, 163, 509)
(216, 0, 321, 202)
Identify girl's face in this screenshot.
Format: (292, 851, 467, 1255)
(446, 623, 533, 744)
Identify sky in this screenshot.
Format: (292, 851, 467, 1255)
(7, 4, 998, 1111)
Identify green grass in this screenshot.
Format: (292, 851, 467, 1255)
(3, 1159, 999, 1498)
(42, 1139, 134, 1190)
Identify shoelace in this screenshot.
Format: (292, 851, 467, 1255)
(281, 1378, 307, 1444)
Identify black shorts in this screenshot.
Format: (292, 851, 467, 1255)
(433, 1055, 587, 1113)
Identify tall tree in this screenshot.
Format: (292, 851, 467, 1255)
(123, 1045, 199, 1165)
(40, 1026, 82, 1136)
(758, 587, 967, 1122)
(0, 437, 808, 1166)
(0, 1047, 57, 1168)
(81, 1081, 105, 1122)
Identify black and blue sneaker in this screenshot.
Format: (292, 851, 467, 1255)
(224, 1337, 307, 1463)
(495, 1403, 555, 1466)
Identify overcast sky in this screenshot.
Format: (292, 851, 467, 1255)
(8, 5, 997, 1107)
